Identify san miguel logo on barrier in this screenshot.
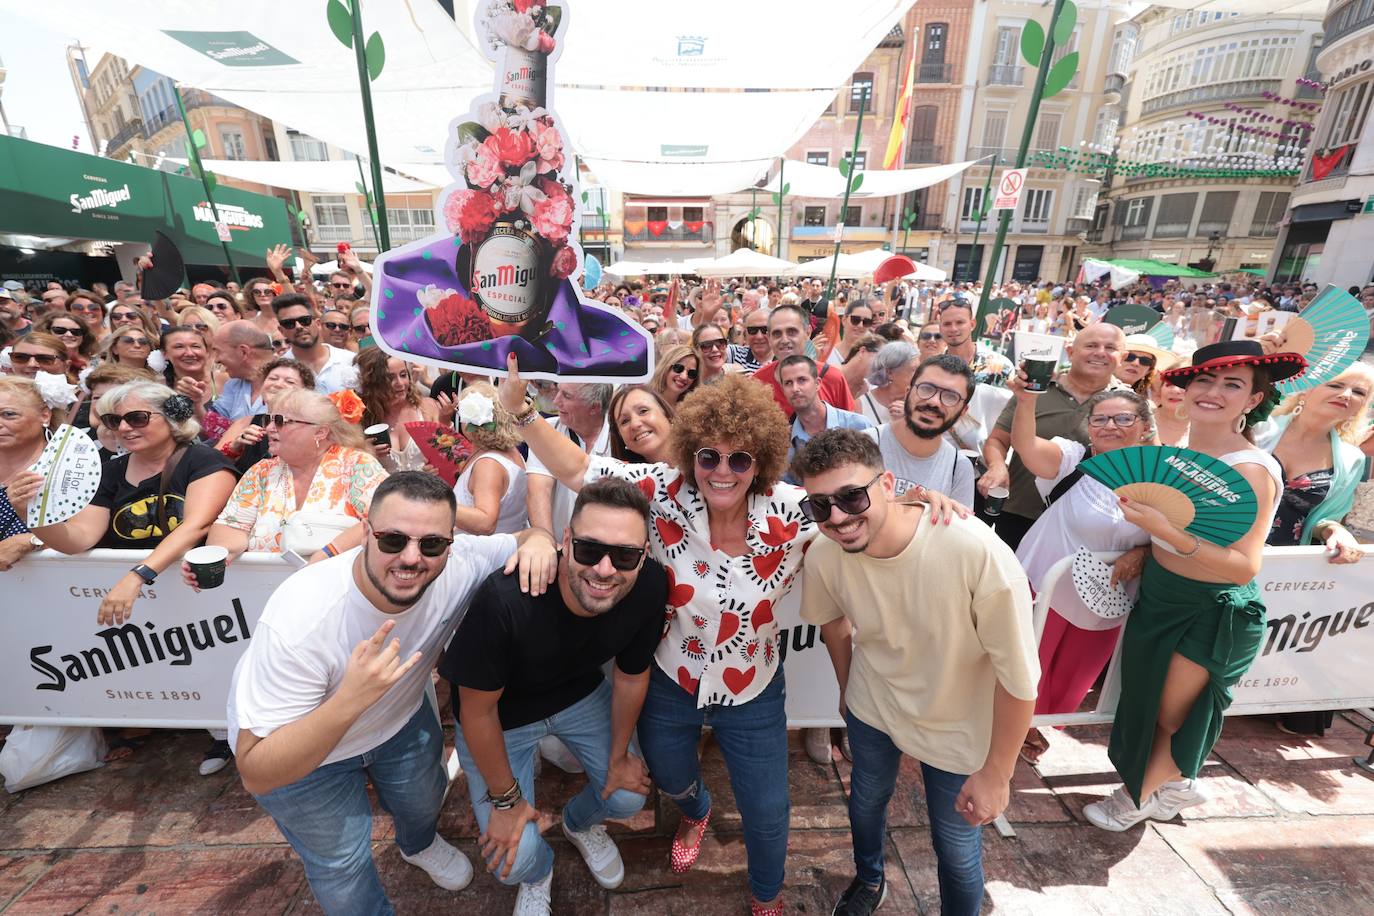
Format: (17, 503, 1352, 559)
(1262, 597, 1374, 657)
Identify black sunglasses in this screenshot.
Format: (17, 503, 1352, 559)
(1123, 353, 1156, 367)
(269, 414, 316, 429)
(116, 335, 151, 347)
(800, 473, 882, 523)
(352, 323, 371, 334)
(745, 325, 769, 335)
(848, 315, 875, 327)
(695, 447, 754, 474)
(10, 352, 63, 365)
(278, 315, 314, 329)
(100, 410, 158, 431)
(372, 530, 453, 557)
(271, 338, 286, 348)
(111, 311, 138, 322)
(670, 363, 699, 380)
(51, 325, 84, 337)
(251, 287, 275, 296)
(918, 332, 943, 341)
(322, 321, 350, 332)
(570, 537, 646, 571)
(330, 281, 355, 289)
(697, 338, 728, 351)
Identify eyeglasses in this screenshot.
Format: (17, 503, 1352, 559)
(209, 302, 235, 313)
(1123, 353, 1156, 368)
(352, 323, 371, 334)
(278, 315, 314, 329)
(251, 287, 275, 297)
(848, 315, 875, 327)
(918, 332, 943, 342)
(910, 381, 965, 407)
(745, 325, 769, 335)
(269, 414, 316, 429)
(371, 530, 453, 557)
(51, 326, 83, 338)
(271, 339, 286, 349)
(183, 323, 210, 332)
(697, 338, 728, 352)
(799, 473, 882, 524)
(68, 302, 101, 313)
(111, 311, 137, 322)
(670, 363, 699, 380)
(116, 335, 151, 347)
(322, 321, 350, 332)
(10, 352, 63, 365)
(1087, 413, 1142, 429)
(694, 447, 754, 474)
(100, 410, 158, 430)
(570, 536, 646, 571)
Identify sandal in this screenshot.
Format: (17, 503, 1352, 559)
(102, 729, 151, 763)
(669, 808, 710, 874)
(750, 897, 785, 915)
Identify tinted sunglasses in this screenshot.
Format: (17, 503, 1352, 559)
(330, 281, 355, 289)
(10, 352, 62, 365)
(322, 321, 350, 332)
(68, 302, 101, 312)
(100, 410, 157, 430)
(269, 414, 316, 429)
(697, 338, 728, 351)
(745, 325, 769, 335)
(352, 323, 371, 334)
(278, 315, 314, 329)
(51, 325, 84, 337)
(1087, 412, 1142, 429)
(116, 335, 151, 347)
(695, 447, 754, 474)
(372, 530, 453, 556)
(918, 332, 943, 341)
(1123, 353, 1156, 367)
(670, 363, 699, 379)
(848, 315, 875, 327)
(111, 311, 138, 322)
(183, 322, 210, 331)
(799, 473, 882, 523)
(251, 287, 275, 297)
(570, 537, 646, 571)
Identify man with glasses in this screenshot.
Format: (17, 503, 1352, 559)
(864, 354, 976, 507)
(792, 428, 1036, 916)
(732, 306, 773, 373)
(753, 304, 856, 418)
(229, 472, 558, 914)
(210, 321, 278, 420)
(440, 478, 665, 914)
(271, 293, 356, 394)
(780, 355, 873, 483)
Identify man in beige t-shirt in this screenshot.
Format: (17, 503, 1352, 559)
(792, 428, 1038, 916)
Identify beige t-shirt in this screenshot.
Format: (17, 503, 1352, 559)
(800, 510, 1039, 775)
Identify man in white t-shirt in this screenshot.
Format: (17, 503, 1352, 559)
(272, 293, 357, 393)
(229, 472, 557, 915)
(525, 383, 611, 539)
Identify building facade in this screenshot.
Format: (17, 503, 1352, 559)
(1086, 7, 1323, 278)
(1274, 0, 1374, 286)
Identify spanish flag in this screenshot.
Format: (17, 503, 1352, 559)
(883, 54, 918, 170)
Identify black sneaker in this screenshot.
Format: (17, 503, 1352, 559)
(832, 875, 887, 915)
(199, 739, 233, 776)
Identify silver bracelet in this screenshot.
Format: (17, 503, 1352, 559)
(1177, 535, 1202, 559)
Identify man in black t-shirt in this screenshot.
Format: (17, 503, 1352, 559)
(440, 478, 666, 914)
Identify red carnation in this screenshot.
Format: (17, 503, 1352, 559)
(426, 291, 494, 347)
(512, 0, 539, 11)
(550, 244, 577, 279)
(444, 189, 498, 243)
(484, 126, 536, 169)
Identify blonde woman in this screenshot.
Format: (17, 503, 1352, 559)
(452, 382, 527, 535)
(0, 377, 64, 571)
(651, 344, 699, 407)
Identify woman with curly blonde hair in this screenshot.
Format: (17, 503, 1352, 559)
(451, 382, 527, 535)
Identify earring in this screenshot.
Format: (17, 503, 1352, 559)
(1174, 405, 1188, 421)
(1293, 400, 1304, 417)
(1235, 412, 1247, 434)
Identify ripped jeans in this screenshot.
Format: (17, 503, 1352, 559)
(638, 664, 790, 902)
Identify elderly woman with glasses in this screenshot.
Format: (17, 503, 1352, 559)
(0, 377, 64, 572)
(6, 380, 237, 627)
(498, 359, 957, 915)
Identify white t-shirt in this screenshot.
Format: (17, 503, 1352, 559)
(228, 533, 516, 767)
(312, 343, 360, 394)
(525, 418, 610, 537)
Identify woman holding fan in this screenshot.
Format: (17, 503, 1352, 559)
(1084, 340, 1306, 832)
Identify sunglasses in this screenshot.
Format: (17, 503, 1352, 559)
(848, 315, 875, 327)
(695, 447, 754, 474)
(322, 321, 350, 332)
(372, 530, 453, 557)
(330, 281, 354, 289)
(697, 338, 728, 352)
(269, 414, 316, 429)
(746, 325, 769, 335)
(1087, 412, 1142, 429)
(68, 303, 101, 312)
(251, 287, 275, 297)
(10, 352, 63, 365)
(1123, 353, 1156, 367)
(670, 363, 699, 379)
(116, 335, 151, 347)
(570, 537, 646, 571)
(800, 473, 882, 524)
(51, 326, 84, 337)
(183, 323, 210, 332)
(100, 410, 158, 430)
(910, 381, 965, 407)
(918, 332, 943, 342)
(278, 315, 314, 329)
(352, 323, 371, 334)
(111, 311, 138, 322)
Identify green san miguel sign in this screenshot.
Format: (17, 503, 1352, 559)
(0, 134, 290, 267)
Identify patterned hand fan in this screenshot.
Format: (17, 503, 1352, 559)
(1273, 285, 1370, 395)
(404, 421, 474, 487)
(26, 423, 103, 528)
(1144, 321, 1175, 351)
(1070, 547, 1133, 622)
(1078, 445, 1258, 546)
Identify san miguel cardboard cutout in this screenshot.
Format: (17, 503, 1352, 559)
(370, 0, 653, 382)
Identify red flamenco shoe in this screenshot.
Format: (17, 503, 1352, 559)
(750, 897, 785, 915)
(669, 808, 711, 874)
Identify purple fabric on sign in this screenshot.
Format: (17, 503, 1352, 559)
(374, 234, 651, 378)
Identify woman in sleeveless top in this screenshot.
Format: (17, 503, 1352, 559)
(452, 382, 527, 535)
(1084, 340, 1307, 832)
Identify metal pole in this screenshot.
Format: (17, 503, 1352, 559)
(173, 85, 240, 284)
(775, 157, 785, 258)
(968, 156, 997, 281)
(349, 0, 391, 251)
(354, 154, 380, 245)
(974, 0, 1067, 339)
(825, 86, 868, 306)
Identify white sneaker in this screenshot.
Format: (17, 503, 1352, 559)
(804, 727, 833, 765)
(1083, 786, 1159, 832)
(400, 834, 474, 891)
(514, 867, 553, 916)
(562, 821, 625, 889)
(1154, 778, 1208, 820)
(539, 736, 584, 774)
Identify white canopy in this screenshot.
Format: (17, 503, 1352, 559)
(169, 159, 438, 194)
(311, 259, 372, 275)
(843, 247, 947, 281)
(694, 248, 798, 278)
(604, 259, 707, 277)
(789, 248, 948, 281)
(761, 158, 980, 199)
(1081, 259, 1140, 288)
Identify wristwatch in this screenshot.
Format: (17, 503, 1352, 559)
(130, 564, 158, 584)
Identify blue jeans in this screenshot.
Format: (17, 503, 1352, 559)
(452, 678, 648, 886)
(844, 709, 984, 915)
(253, 701, 448, 916)
(638, 664, 790, 903)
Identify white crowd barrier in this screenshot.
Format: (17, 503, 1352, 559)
(0, 546, 1369, 731)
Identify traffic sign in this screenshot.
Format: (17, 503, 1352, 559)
(993, 168, 1027, 211)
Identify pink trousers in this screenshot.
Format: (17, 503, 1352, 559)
(1035, 608, 1122, 715)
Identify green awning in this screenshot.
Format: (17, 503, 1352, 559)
(0, 134, 288, 267)
(1236, 268, 1267, 277)
(1105, 258, 1214, 278)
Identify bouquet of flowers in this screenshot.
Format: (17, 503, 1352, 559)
(479, 0, 561, 54)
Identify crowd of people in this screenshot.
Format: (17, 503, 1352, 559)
(1, 254, 1373, 916)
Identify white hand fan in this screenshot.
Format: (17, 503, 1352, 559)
(1070, 547, 1133, 622)
(25, 424, 103, 528)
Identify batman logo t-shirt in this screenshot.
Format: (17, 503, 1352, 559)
(92, 444, 238, 550)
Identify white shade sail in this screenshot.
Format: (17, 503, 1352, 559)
(583, 158, 773, 197)
(169, 159, 439, 194)
(761, 158, 980, 199)
(694, 248, 798, 278)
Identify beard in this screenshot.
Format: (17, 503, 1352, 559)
(566, 568, 629, 615)
(905, 405, 960, 440)
(363, 542, 440, 609)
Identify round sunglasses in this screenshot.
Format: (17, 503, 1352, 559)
(695, 447, 754, 474)
(670, 363, 699, 380)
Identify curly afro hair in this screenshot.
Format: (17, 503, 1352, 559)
(668, 374, 790, 495)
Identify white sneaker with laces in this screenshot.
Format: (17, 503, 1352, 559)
(562, 821, 625, 889)
(1083, 785, 1160, 832)
(514, 867, 553, 916)
(400, 834, 474, 891)
(1153, 777, 1208, 819)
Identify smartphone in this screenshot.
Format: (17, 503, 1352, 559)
(282, 549, 309, 570)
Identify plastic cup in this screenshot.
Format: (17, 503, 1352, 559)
(185, 545, 229, 589)
(1022, 357, 1057, 393)
(365, 423, 391, 448)
(984, 486, 1010, 517)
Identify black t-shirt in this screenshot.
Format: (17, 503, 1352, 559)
(441, 558, 668, 730)
(90, 443, 237, 549)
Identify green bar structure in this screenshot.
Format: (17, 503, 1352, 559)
(349, 0, 391, 252)
(173, 85, 240, 284)
(824, 86, 868, 307)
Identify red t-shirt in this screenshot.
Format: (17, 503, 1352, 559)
(753, 360, 857, 418)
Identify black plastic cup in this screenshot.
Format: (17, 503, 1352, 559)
(185, 546, 228, 589)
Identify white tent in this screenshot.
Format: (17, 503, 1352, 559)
(760, 158, 980, 199)
(168, 159, 438, 194)
(787, 253, 871, 280)
(694, 248, 798, 278)
(843, 247, 947, 281)
(603, 259, 707, 277)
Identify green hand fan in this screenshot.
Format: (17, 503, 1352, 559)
(1079, 445, 1258, 546)
(1103, 304, 1161, 337)
(1144, 321, 1174, 351)
(1274, 285, 1370, 395)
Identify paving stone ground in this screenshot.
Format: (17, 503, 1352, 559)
(1, 711, 1373, 914)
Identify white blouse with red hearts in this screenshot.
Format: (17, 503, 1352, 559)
(587, 456, 816, 707)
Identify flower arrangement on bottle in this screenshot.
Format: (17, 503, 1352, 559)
(417, 283, 494, 347)
(480, 0, 561, 54)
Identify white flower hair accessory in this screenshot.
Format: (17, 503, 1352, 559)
(32, 371, 79, 409)
(0, 347, 10, 372)
(77, 364, 96, 392)
(146, 350, 168, 374)
(458, 391, 496, 428)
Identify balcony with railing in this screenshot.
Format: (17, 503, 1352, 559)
(917, 62, 953, 84)
(361, 224, 437, 245)
(313, 225, 355, 244)
(1325, 0, 1374, 46)
(622, 221, 713, 244)
(106, 118, 144, 152)
(987, 64, 1024, 86)
(1141, 79, 1282, 116)
(906, 142, 945, 164)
